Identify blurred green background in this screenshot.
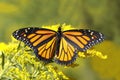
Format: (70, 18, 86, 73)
(0, 0, 120, 80)
(0, 0, 120, 43)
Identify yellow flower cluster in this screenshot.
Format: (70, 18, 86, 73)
(78, 49, 107, 59)
(0, 38, 69, 80)
(42, 24, 75, 31)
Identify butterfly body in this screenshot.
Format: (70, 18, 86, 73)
(55, 27, 62, 56)
(13, 26, 104, 65)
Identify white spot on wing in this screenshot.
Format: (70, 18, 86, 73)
(90, 32, 94, 35)
(28, 28, 30, 30)
(88, 30, 91, 32)
(25, 29, 28, 33)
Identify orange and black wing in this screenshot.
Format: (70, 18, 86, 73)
(63, 29, 104, 52)
(55, 29, 104, 65)
(12, 27, 57, 63)
(54, 37, 78, 65)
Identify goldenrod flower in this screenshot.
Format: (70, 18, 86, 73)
(0, 36, 69, 80)
(78, 49, 107, 59)
(0, 43, 7, 51)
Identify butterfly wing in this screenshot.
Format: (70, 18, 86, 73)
(63, 29, 104, 52)
(54, 37, 78, 65)
(55, 29, 104, 65)
(13, 27, 57, 63)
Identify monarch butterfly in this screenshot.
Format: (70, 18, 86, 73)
(12, 26, 104, 65)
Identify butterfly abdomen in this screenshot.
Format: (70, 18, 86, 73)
(55, 27, 62, 55)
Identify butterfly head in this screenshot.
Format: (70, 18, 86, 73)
(58, 26, 62, 32)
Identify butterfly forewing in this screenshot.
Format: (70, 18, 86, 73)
(13, 27, 57, 62)
(63, 29, 104, 52)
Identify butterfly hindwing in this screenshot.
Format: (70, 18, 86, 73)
(36, 36, 56, 62)
(63, 29, 104, 52)
(13, 27, 57, 62)
(55, 37, 77, 65)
